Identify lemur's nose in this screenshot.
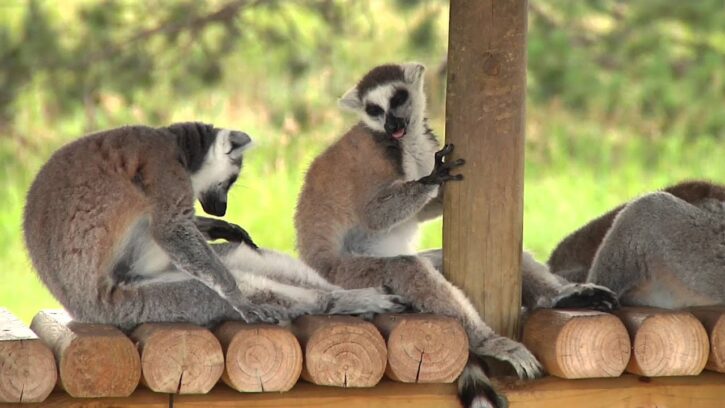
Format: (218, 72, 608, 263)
(384, 115, 405, 133)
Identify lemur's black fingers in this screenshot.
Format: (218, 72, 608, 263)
(441, 174, 464, 182)
(435, 144, 454, 161)
(451, 158, 465, 167)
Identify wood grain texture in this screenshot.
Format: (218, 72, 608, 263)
(29, 309, 140, 398)
(39, 387, 169, 408)
(443, 0, 528, 339)
(292, 315, 386, 388)
(372, 314, 468, 383)
(522, 309, 630, 378)
(688, 306, 725, 373)
(0, 308, 57, 403)
(140, 374, 725, 408)
(214, 322, 302, 392)
(130, 323, 224, 394)
(615, 307, 709, 376)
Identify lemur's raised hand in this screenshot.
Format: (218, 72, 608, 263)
(23, 122, 406, 331)
(294, 62, 612, 408)
(549, 180, 725, 309)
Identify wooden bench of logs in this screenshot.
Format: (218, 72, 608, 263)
(1, 307, 724, 407)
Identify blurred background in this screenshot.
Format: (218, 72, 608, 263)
(1, 0, 723, 322)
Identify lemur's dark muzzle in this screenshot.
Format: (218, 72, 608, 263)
(384, 114, 407, 137)
(200, 192, 227, 217)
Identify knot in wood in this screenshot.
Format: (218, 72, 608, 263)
(482, 52, 500, 76)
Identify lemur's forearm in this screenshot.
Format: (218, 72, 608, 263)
(360, 180, 437, 231)
(416, 191, 443, 222)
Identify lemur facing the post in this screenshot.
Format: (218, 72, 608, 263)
(549, 180, 725, 308)
(294, 63, 617, 408)
(23, 122, 406, 331)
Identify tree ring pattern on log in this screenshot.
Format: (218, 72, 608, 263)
(556, 314, 631, 378)
(303, 322, 386, 387)
(61, 333, 141, 397)
(0, 340, 57, 403)
(385, 317, 468, 383)
(139, 328, 224, 394)
(224, 326, 302, 392)
(629, 314, 709, 376)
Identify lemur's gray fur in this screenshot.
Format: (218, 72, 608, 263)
(549, 180, 725, 308)
(23, 122, 405, 331)
(294, 63, 616, 408)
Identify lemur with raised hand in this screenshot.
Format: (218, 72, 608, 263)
(23, 122, 406, 331)
(549, 180, 725, 308)
(294, 63, 617, 407)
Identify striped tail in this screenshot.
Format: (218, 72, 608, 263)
(457, 355, 508, 408)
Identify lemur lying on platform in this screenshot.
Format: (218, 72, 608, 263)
(550, 180, 725, 309)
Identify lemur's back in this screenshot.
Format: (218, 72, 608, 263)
(23, 126, 181, 310)
(295, 123, 401, 276)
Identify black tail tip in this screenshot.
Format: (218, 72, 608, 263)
(458, 355, 509, 408)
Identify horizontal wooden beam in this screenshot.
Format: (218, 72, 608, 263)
(40, 373, 725, 408)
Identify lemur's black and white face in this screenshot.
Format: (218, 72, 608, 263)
(339, 63, 427, 140)
(190, 129, 251, 217)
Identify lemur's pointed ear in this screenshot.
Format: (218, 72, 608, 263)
(338, 86, 362, 111)
(403, 62, 426, 87)
(221, 129, 252, 160)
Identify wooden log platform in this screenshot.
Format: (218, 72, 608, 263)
(38, 373, 725, 408)
(292, 315, 387, 388)
(689, 306, 725, 373)
(214, 322, 302, 392)
(29, 310, 141, 398)
(3, 309, 725, 405)
(372, 314, 468, 383)
(0, 308, 56, 403)
(615, 307, 710, 377)
(522, 309, 631, 378)
(130, 323, 224, 394)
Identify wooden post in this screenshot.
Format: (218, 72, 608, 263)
(0, 308, 57, 403)
(30, 310, 141, 398)
(615, 307, 709, 377)
(130, 323, 224, 394)
(292, 315, 386, 388)
(522, 309, 631, 379)
(443, 0, 528, 338)
(372, 314, 468, 383)
(214, 322, 302, 392)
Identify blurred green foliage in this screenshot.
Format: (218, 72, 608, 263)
(0, 0, 723, 322)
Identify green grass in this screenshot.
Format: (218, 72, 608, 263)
(2, 103, 723, 323)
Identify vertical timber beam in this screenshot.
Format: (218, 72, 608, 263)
(443, 0, 527, 339)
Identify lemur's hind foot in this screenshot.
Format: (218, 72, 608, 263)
(553, 283, 619, 312)
(471, 335, 542, 380)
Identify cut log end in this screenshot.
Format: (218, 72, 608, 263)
(687, 307, 725, 373)
(523, 309, 631, 379)
(616, 307, 709, 377)
(215, 322, 302, 392)
(293, 315, 386, 388)
(131, 323, 224, 394)
(373, 314, 468, 383)
(30, 310, 141, 398)
(0, 308, 57, 403)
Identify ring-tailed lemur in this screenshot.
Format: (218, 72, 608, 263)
(549, 180, 725, 308)
(23, 122, 406, 331)
(294, 63, 617, 407)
